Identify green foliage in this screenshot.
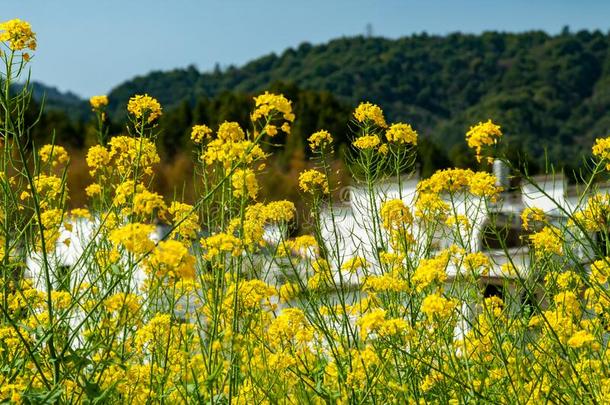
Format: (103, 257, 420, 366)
(31, 30, 610, 173)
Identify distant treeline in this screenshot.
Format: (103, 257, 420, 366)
(31, 28, 610, 178)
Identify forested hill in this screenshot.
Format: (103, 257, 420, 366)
(36, 29, 610, 173)
(105, 29, 610, 169)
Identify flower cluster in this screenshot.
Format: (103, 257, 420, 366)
(201, 122, 267, 170)
(521, 206, 546, 231)
(38, 144, 69, 167)
(231, 168, 259, 199)
(127, 94, 162, 123)
(421, 293, 457, 319)
(146, 240, 196, 279)
(385, 123, 418, 145)
(108, 223, 155, 255)
(529, 226, 563, 257)
(308, 130, 333, 151)
(200, 232, 243, 260)
(417, 168, 501, 200)
(413, 251, 450, 291)
(380, 199, 413, 230)
(572, 193, 610, 232)
(466, 119, 502, 162)
(352, 134, 381, 150)
(89, 95, 109, 110)
(191, 124, 213, 144)
(251, 91, 294, 135)
(298, 169, 329, 194)
(0, 19, 36, 52)
(353, 101, 388, 128)
(592, 137, 610, 170)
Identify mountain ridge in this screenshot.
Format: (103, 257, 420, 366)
(29, 29, 610, 171)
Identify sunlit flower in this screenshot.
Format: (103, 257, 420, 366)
(191, 124, 212, 144)
(353, 102, 387, 128)
(232, 168, 259, 199)
(298, 169, 329, 194)
(521, 207, 546, 231)
(353, 134, 381, 150)
(385, 123, 417, 145)
(108, 223, 156, 255)
(127, 94, 162, 123)
(201, 232, 243, 260)
(421, 293, 457, 319)
(341, 256, 370, 274)
(529, 226, 563, 257)
(89, 95, 109, 110)
(592, 137, 610, 170)
(413, 252, 449, 291)
(567, 330, 596, 349)
(380, 199, 413, 230)
(0, 19, 36, 52)
(252, 91, 295, 122)
(264, 200, 295, 222)
(217, 121, 245, 142)
(591, 259, 610, 284)
(168, 202, 199, 240)
(146, 240, 196, 279)
(466, 119, 502, 162)
(38, 144, 69, 167)
(308, 130, 333, 151)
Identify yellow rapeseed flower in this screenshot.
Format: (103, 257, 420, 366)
(572, 193, 610, 232)
(85, 183, 102, 197)
(127, 94, 162, 123)
(421, 293, 457, 319)
(591, 259, 610, 284)
(466, 119, 502, 162)
(203, 139, 266, 170)
(298, 169, 329, 194)
(364, 273, 409, 293)
(217, 121, 245, 142)
(521, 207, 546, 231)
(353, 134, 381, 150)
(38, 144, 69, 167)
(0, 19, 36, 52)
(415, 192, 449, 222)
(264, 200, 296, 222)
(146, 240, 196, 279)
(201, 232, 243, 260)
(108, 223, 156, 255)
(385, 123, 418, 145)
(353, 102, 387, 128)
(191, 124, 213, 144)
(107, 136, 160, 176)
(132, 188, 167, 218)
(417, 168, 501, 200)
(168, 202, 200, 240)
(380, 199, 413, 230)
(308, 130, 333, 151)
(252, 91, 295, 122)
(592, 137, 610, 170)
(341, 256, 370, 274)
(232, 168, 259, 200)
(567, 330, 596, 349)
(413, 252, 450, 291)
(89, 95, 109, 110)
(529, 226, 563, 257)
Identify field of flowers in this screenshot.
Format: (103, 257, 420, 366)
(3, 19, 610, 404)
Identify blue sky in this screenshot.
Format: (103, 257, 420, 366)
(4, 0, 610, 97)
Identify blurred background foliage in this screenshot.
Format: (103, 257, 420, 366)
(24, 29, 610, 205)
